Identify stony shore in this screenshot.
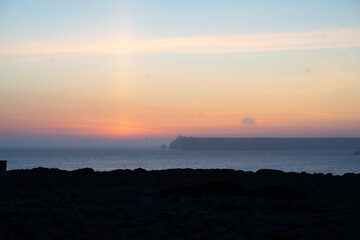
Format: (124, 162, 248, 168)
(0, 168, 359, 240)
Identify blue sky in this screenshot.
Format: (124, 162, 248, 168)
(1, 0, 359, 42)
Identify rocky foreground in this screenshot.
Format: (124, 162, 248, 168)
(0, 168, 360, 240)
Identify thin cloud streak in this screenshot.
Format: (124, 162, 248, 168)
(307, 112, 334, 117)
(1, 29, 360, 56)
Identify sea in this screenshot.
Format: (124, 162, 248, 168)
(1, 149, 360, 175)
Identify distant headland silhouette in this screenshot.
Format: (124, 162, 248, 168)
(169, 135, 360, 151)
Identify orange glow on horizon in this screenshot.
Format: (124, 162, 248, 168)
(1, 104, 359, 137)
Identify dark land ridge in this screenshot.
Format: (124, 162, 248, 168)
(1, 168, 360, 239)
(169, 136, 360, 150)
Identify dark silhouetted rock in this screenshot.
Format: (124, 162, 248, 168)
(0, 160, 7, 174)
(154, 181, 306, 201)
(70, 168, 95, 175)
(1, 168, 359, 240)
(154, 181, 252, 197)
(253, 185, 306, 201)
(255, 169, 285, 176)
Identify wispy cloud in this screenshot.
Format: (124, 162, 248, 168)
(1, 29, 360, 56)
(307, 112, 334, 117)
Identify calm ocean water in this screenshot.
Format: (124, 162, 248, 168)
(1, 149, 360, 175)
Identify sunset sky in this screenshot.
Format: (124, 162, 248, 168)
(1, 0, 360, 147)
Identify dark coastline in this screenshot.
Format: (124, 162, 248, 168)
(1, 168, 360, 239)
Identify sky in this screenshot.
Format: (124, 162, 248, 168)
(1, 0, 360, 148)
